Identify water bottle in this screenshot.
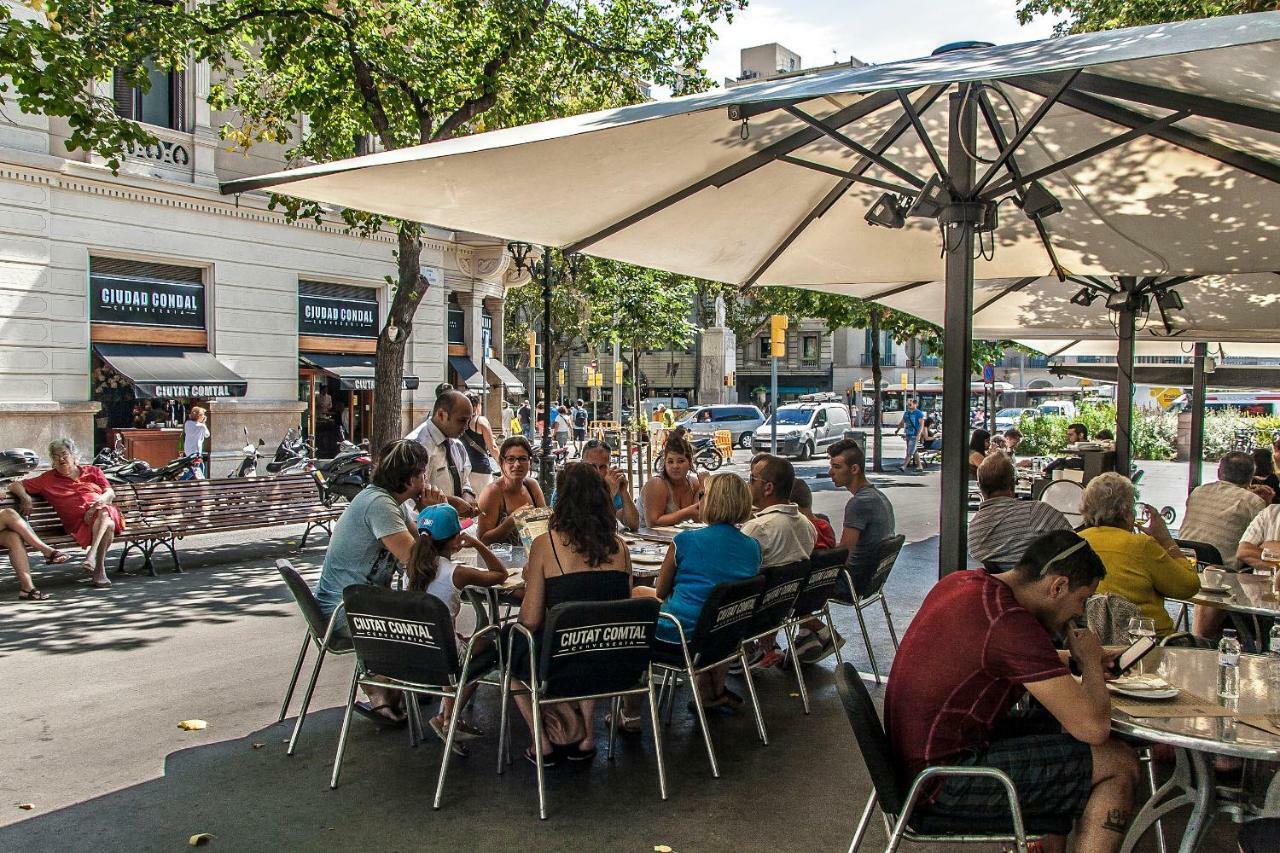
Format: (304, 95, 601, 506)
(1217, 628, 1241, 699)
(1269, 625, 1280, 713)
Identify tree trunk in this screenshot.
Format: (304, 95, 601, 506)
(372, 223, 426, 453)
(870, 311, 884, 473)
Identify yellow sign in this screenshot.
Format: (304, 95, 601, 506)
(901, 373, 908, 390)
(854, 380, 863, 394)
(593, 372, 603, 388)
(1153, 387, 1182, 410)
(557, 368, 565, 386)
(614, 362, 624, 384)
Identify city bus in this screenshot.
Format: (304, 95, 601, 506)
(860, 382, 1013, 427)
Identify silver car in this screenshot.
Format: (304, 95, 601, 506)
(751, 402, 853, 460)
(676, 404, 766, 449)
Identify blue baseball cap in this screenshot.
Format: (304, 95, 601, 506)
(416, 503, 461, 540)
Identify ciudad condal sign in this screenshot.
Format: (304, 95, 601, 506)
(91, 275, 206, 330)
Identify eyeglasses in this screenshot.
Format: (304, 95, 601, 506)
(502, 455, 531, 463)
(1038, 539, 1088, 578)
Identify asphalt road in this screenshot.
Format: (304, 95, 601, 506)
(0, 442, 1240, 852)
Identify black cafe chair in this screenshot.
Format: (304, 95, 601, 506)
(275, 559, 354, 756)
(830, 535, 907, 685)
(330, 585, 504, 809)
(739, 559, 810, 730)
(652, 575, 768, 778)
(835, 663, 1044, 853)
(500, 597, 665, 819)
(776, 553, 846, 710)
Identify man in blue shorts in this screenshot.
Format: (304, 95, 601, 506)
(895, 397, 924, 472)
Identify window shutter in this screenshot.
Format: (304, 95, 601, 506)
(170, 69, 186, 131)
(112, 70, 135, 120)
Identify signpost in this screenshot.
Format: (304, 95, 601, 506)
(769, 315, 787, 453)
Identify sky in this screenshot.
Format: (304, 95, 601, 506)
(700, 0, 1062, 84)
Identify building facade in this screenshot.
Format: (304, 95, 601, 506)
(0, 34, 519, 472)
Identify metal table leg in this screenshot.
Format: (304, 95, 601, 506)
(1121, 748, 1218, 853)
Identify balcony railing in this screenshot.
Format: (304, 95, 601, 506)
(860, 353, 896, 367)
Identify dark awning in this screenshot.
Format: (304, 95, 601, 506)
(94, 343, 247, 399)
(1053, 363, 1280, 390)
(485, 358, 525, 394)
(300, 353, 418, 391)
(448, 355, 487, 390)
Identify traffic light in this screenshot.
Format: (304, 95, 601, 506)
(770, 314, 788, 358)
(526, 330, 539, 368)
(557, 367, 565, 386)
(614, 361, 624, 384)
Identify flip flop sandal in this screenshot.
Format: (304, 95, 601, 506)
(565, 744, 598, 762)
(44, 550, 71, 565)
(604, 711, 644, 735)
(91, 578, 113, 589)
(353, 702, 407, 729)
(524, 746, 556, 767)
(17, 588, 50, 601)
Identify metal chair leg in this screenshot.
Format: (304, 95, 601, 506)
(530, 687, 548, 819)
(433, 681, 469, 810)
(607, 697, 619, 760)
(328, 670, 360, 789)
(497, 666, 513, 775)
(825, 604, 846, 666)
(847, 791, 878, 853)
(407, 695, 421, 748)
(739, 650, 768, 745)
(785, 624, 811, 713)
(880, 596, 900, 650)
(287, 645, 330, 756)
(278, 633, 310, 722)
(687, 669, 720, 778)
(647, 679, 668, 801)
(853, 602, 881, 685)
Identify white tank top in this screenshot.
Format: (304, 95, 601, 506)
(425, 557, 460, 619)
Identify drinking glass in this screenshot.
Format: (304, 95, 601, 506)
(1126, 617, 1156, 674)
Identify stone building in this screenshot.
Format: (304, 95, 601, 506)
(0, 27, 520, 472)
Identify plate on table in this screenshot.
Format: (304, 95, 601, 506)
(630, 551, 664, 566)
(1199, 584, 1231, 595)
(675, 520, 706, 529)
(1107, 676, 1178, 700)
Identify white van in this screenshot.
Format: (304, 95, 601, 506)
(1038, 400, 1077, 419)
(751, 401, 853, 460)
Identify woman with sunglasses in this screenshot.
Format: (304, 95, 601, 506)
(476, 436, 546, 546)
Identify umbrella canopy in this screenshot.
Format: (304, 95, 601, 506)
(225, 13, 1280, 286)
(1017, 339, 1280, 358)
(815, 272, 1280, 342)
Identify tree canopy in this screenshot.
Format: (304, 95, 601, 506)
(1016, 0, 1277, 34)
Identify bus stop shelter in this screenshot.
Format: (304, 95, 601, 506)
(225, 12, 1280, 574)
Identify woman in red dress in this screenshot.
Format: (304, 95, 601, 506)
(9, 437, 124, 589)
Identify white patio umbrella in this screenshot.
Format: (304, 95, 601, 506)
(225, 12, 1280, 571)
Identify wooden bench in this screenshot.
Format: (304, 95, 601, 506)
(0, 487, 173, 575)
(2, 474, 342, 578)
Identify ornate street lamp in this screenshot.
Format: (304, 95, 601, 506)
(507, 243, 581, 485)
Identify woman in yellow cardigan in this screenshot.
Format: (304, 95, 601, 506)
(1077, 472, 1199, 636)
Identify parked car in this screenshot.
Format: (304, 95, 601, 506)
(1037, 400, 1077, 419)
(751, 401, 852, 460)
(994, 407, 1037, 433)
(676, 404, 766, 449)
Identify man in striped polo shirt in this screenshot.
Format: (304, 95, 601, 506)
(970, 454, 1073, 571)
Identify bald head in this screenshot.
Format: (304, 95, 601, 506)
(433, 390, 473, 438)
(977, 452, 1016, 498)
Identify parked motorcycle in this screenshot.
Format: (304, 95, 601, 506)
(265, 428, 312, 475)
(652, 435, 723, 472)
(312, 438, 372, 504)
(93, 436, 130, 469)
(0, 448, 39, 488)
(228, 427, 265, 478)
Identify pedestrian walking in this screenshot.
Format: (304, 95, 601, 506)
(894, 398, 924, 473)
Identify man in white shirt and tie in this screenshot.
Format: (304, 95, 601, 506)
(406, 390, 479, 518)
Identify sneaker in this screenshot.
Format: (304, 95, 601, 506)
(731, 644, 766, 675)
(790, 630, 823, 662)
(757, 648, 785, 669)
(800, 627, 846, 664)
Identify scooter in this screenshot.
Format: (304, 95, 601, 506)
(265, 428, 312, 475)
(0, 448, 39, 488)
(228, 427, 265, 478)
(653, 435, 723, 472)
(93, 436, 130, 469)
(312, 436, 372, 503)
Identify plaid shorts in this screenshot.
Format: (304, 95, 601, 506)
(922, 732, 1093, 832)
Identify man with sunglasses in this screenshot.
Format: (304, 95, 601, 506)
(580, 439, 639, 531)
(885, 530, 1138, 853)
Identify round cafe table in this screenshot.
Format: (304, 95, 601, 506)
(1113, 647, 1280, 853)
(1181, 572, 1280, 620)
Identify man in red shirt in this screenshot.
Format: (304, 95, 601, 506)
(885, 530, 1137, 853)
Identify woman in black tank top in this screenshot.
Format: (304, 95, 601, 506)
(476, 436, 546, 545)
(510, 463, 633, 763)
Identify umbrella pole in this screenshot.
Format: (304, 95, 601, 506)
(1188, 342, 1208, 492)
(939, 86, 978, 578)
(1115, 277, 1137, 478)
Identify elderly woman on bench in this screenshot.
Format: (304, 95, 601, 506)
(8, 437, 123, 592)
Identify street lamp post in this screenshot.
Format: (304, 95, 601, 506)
(507, 242, 580, 485)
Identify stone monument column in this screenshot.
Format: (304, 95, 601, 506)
(697, 295, 737, 405)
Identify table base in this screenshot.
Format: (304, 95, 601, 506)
(1122, 748, 1215, 853)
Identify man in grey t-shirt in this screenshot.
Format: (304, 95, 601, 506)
(794, 437, 898, 664)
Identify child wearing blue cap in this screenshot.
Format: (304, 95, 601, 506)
(409, 502, 509, 754)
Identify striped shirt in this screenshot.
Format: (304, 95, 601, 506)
(1178, 481, 1266, 571)
(968, 496, 1072, 571)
